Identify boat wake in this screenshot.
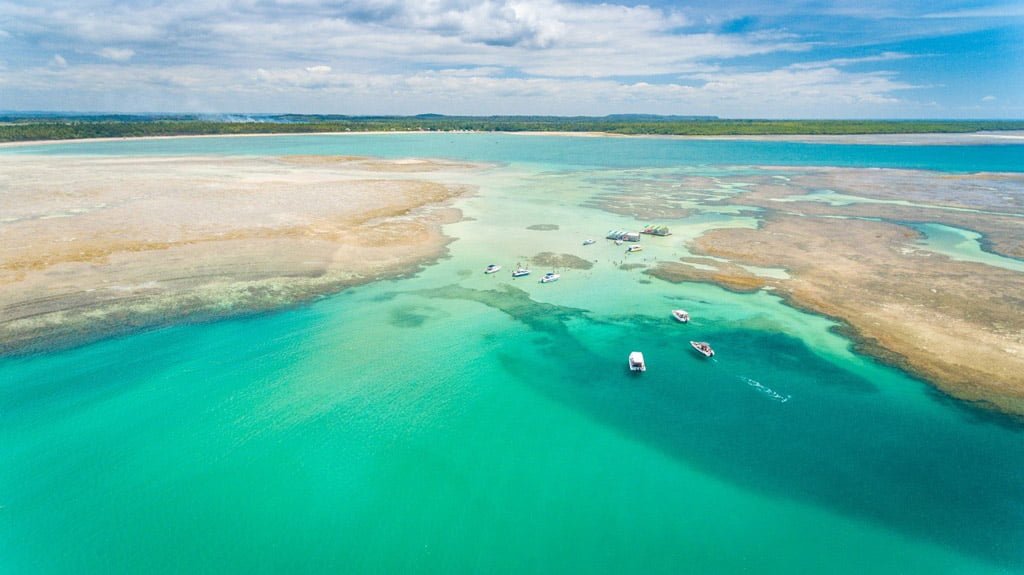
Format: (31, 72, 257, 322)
(739, 377, 790, 403)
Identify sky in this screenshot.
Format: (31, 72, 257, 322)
(0, 0, 1022, 118)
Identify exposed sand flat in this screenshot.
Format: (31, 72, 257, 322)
(737, 168, 1024, 259)
(0, 131, 439, 149)
(582, 175, 713, 220)
(0, 155, 477, 354)
(530, 252, 594, 270)
(7, 130, 1022, 152)
(645, 167, 1024, 415)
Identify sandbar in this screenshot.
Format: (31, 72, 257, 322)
(6, 130, 1024, 151)
(0, 154, 478, 354)
(644, 167, 1024, 415)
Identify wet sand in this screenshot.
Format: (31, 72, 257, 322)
(0, 155, 477, 354)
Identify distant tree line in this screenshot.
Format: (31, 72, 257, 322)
(2, 115, 1023, 142)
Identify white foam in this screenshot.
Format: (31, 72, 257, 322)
(740, 376, 790, 403)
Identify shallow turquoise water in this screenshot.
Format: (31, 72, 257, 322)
(2, 135, 1024, 574)
(914, 222, 1024, 272)
(6, 132, 1024, 173)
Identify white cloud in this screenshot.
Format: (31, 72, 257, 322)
(185, 1, 789, 79)
(256, 66, 352, 90)
(789, 52, 912, 70)
(51, 54, 67, 68)
(924, 5, 1024, 19)
(97, 47, 135, 62)
(683, 66, 917, 108)
(982, 95, 997, 102)
(0, 60, 922, 118)
(436, 67, 505, 77)
(0, 0, 975, 115)
(396, 0, 571, 48)
(0, 0, 807, 78)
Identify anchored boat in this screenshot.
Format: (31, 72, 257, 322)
(484, 264, 501, 274)
(690, 341, 715, 358)
(626, 245, 643, 253)
(539, 272, 560, 283)
(628, 351, 646, 372)
(641, 224, 672, 236)
(672, 309, 690, 323)
(512, 264, 531, 278)
(607, 230, 641, 242)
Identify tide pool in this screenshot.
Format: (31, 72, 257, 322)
(2, 134, 1023, 574)
(913, 222, 1024, 272)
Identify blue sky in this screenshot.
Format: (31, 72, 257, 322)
(0, 0, 1021, 117)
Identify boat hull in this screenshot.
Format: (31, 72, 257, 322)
(690, 341, 714, 358)
(628, 351, 646, 372)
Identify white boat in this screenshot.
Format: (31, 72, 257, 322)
(583, 239, 596, 245)
(626, 245, 643, 253)
(690, 341, 715, 358)
(484, 264, 501, 274)
(672, 309, 690, 323)
(628, 351, 646, 372)
(607, 230, 641, 242)
(641, 225, 672, 236)
(615, 239, 624, 245)
(539, 272, 560, 283)
(512, 265, 531, 278)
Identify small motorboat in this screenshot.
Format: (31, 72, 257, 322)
(628, 351, 646, 372)
(539, 272, 560, 283)
(626, 245, 643, 253)
(690, 341, 715, 358)
(614, 239, 624, 245)
(672, 309, 690, 323)
(512, 264, 531, 278)
(583, 239, 596, 245)
(484, 264, 501, 274)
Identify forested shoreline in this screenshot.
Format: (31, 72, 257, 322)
(2, 115, 1023, 142)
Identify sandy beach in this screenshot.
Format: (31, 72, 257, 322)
(5, 129, 1024, 150)
(0, 154, 478, 354)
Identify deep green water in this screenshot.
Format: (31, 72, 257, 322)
(2, 134, 1024, 574)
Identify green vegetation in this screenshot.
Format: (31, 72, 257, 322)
(2, 114, 1023, 143)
